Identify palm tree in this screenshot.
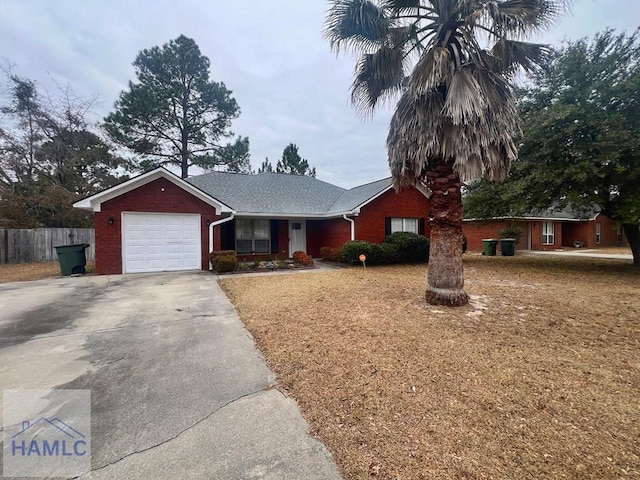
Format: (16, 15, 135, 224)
(325, 0, 568, 306)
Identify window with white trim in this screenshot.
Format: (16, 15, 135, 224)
(596, 222, 602, 244)
(236, 218, 270, 254)
(542, 221, 555, 245)
(391, 217, 418, 234)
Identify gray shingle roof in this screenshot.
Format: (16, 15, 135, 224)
(524, 204, 601, 220)
(186, 171, 393, 216)
(327, 177, 392, 214)
(465, 203, 602, 221)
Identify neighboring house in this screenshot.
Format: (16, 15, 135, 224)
(74, 167, 430, 275)
(463, 205, 626, 252)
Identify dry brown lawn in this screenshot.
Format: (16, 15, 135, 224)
(590, 246, 633, 255)
(0, 261, 95, 283)
(221, 255, 640, 480)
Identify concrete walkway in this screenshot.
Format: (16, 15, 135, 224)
(0, 272, 342, 479)
(519, 249, 634, 260)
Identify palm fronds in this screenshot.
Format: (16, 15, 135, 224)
(325, 0, 391, 53)
(326, 0, 569, 184)
(352, 46, 407, 112)
(479, 0, 569, 38)
(490, 39, 553, 74)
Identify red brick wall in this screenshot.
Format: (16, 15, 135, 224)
(212, 225, 222, 252)
(463, 220, 510, 252)
(538, 217, 621, 249)
(564, 218, 621, 249)
(589, 215, 620, 247)
(306, 187, 429, 256)
(561, 223, 588, 247)
(530, 221, 563, 250)
(354, 187, 430, 243)
(95, 178, 219, 274)
(307, 218, 352, 257)
(465, 219, 578, 251)
(465, 215, 624, 251)
(463, 220, 529, 251)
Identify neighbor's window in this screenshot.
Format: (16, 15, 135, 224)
(235, 218, 270, 254)
(391, 218, 418, 234)
(542, 221, 555, 245)
(596, 222, 602, 244)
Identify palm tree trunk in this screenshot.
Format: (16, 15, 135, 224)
(425, 162, 469, 306)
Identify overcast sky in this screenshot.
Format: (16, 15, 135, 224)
(1, 0, 638, 188)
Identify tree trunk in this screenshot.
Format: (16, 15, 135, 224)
(181, 93, 189, 179)
(622, 222, 640, 266)
(181, 127, 189, 179)
(424, 162, 469, 306)
(181, 159, 189, 179)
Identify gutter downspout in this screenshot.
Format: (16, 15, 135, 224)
(208, 214, 235, 269)
(343, 214, 355, 241)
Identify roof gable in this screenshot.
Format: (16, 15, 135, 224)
(327, 178, 393, 214)
(73, 168, 232, 213)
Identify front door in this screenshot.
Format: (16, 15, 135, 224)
(289, 220, 307, 254)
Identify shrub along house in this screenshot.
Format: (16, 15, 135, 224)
(463, 205, 625, 252)
(74, 167, 430, 275)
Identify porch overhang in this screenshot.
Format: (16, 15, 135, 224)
(231, 211, 359, 219)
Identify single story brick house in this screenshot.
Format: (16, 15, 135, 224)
(74, 167, 430, 274)
(463, 205, 626, 252)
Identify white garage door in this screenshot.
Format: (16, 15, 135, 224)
(122, 213, 201, 273)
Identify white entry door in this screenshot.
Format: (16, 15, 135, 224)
(289, 220, 307, 254)
(122, 213, 201, 273)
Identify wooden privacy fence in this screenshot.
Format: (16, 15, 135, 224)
(0, 228, 95, 264)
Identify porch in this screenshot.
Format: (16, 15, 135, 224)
(215, 217, 353, 259)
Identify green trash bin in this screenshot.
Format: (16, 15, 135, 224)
(54, 243, 90, 276)
(482, 239, 499, 256)
(500, 238, 516, 256)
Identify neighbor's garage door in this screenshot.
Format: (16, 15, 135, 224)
(122, 213, 201, 273)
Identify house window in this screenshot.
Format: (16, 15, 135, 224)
(391, 218, 418, 234)
(596, 222, 602, 244)
(617, 225, 623, 244)
(542, 221, 554, 245)
(236, 218, 270, 254)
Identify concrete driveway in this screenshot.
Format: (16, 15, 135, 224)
(0, 272, 341, 479)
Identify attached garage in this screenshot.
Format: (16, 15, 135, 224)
(122, 213, 201, 273)
(73, 168, 231, 275)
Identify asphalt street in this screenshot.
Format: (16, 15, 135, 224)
(0, 272, 341, 479)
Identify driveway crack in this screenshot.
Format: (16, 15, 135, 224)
(73, 385, 273, 478)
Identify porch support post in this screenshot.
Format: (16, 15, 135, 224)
(208, 214, 235, 269)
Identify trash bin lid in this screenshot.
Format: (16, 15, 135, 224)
(54, 243, 90, 251)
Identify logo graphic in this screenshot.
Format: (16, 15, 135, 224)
(11, 417, 87, 458)
(3, 390, 91, 477)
